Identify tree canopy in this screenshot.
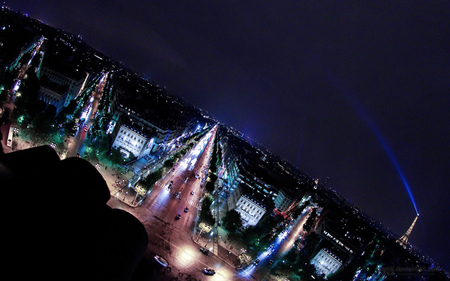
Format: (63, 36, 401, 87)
(222, 209, 242, 233)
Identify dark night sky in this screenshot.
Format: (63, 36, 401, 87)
(10, 1, 450, 268)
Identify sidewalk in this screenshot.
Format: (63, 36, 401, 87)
(97, 165, 140, 207)
(192, 225, 243, 268)
(192, 223, 256, 269)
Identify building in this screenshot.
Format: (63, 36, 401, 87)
(274, 188, 301, 213)
(219, 126, 311, 220)
(38, 66, 88, 114)
(227, 183, 270, 227)
(111, 123, 150, 158)
(316, 215, 362, 257)
(310, 248, 342, 277)
(38, 81, 69, 114)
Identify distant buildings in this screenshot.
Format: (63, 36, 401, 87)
(110, 103, 179, 159)
(219, 126, 309, 226)
(2, 8, 448, 279)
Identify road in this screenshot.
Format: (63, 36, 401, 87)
(66, 72, 108, 158)
(240, 206, 312, 281)
(1, 37, 45, 153)
(108, 125, 240, 281)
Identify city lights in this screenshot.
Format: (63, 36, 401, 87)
(1, 6, 446, 280)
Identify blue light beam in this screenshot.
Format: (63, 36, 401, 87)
(328, 75, 419, 215)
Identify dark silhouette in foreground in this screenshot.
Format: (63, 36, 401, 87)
(0, 145, 148, 281)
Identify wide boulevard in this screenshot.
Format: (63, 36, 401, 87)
(108, 125, 240, 281)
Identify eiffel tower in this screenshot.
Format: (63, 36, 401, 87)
(396, 214, 419, 248)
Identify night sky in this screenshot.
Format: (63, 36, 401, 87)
(9, 1, 450, 268)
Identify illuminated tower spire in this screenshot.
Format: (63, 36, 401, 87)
(396, 214, 419, 248)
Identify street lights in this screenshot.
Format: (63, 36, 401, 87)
(197, 222, 212, 242)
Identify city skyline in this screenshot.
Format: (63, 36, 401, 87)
(4, 1, 450, 272)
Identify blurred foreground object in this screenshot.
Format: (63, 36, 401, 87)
(0, 145, 148, 281)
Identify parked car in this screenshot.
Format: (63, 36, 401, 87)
(175, 214, 181, 220)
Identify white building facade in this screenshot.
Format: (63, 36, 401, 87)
(234, 195, 266, 227)
(112, 124, 149, 158)
(227, 183, 267, 227)
(310, 248, 342, 277)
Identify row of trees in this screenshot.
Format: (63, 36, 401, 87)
(272, 233, 324, 281)
(137, 141, 196, 194)
(199, 196, 215, 226)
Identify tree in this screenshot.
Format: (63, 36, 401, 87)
(63, 118, 77, 136)
(140, 168, 163, 191)
(303, 208, 317, 232)
(0, 85, 8, 108)
(199, 196, 215, 225)
(298, 263, 319, 280)
(108, 147, 123, 166)
(205, 173, 217, 193)
(222, 209, 242, 233)
(83, 148, 99, 164)
(163, 157, 175, 169)
(297, 232, 321, 266)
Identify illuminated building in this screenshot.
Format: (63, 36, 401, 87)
(274, 188, 300, 213)
(396, 214, 419, 248)
(38, 66, 88, 114)
(227, 183, 269, 227)
(310, 248, 342, 277)
(112, 123, 151, 158)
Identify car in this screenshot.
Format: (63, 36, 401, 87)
(253, 259, 260, 265)
(175, 214, 181, 220)
(176, 192, 181, 198)
(203, 268, 215, 275)
(190, 191, 194, 195)
(199, 247, 210, 255)
(184, 207, 189, 213)
(154, 255, 168, 267)
(268, 260, 274, 265)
